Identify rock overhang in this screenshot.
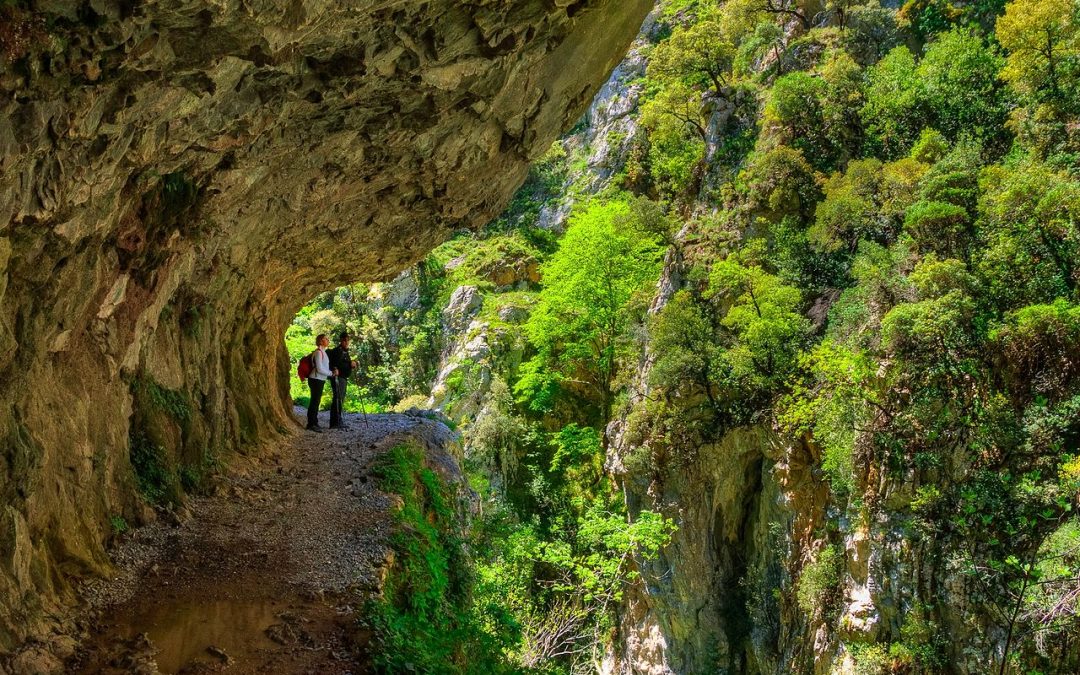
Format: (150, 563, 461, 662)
(0, 0, 654, 655)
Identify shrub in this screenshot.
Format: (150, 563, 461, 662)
(903, 200, 970, 257)
(796, 544, 844, 617)
(367, 444, 520, 674)
(129, 430, 176, 505)
(741, 146, 822, 222)
(993, 299, 1080, 404)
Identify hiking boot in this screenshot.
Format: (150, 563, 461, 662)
(306, 425, 324, 433)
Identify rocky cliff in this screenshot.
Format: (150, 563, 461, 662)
(0, 0, 652, 652)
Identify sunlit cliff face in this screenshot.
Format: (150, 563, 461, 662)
(0, 0, 651, 650)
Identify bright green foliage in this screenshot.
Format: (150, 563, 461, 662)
(539, 505, 676, 605)
(639, 82, 709, 198)
(898, 0, 1008, 39)
(755, 35, 868, 159)
(862, 46, 925, 156)
(992, 299, 1080, 404)
(977, 160, 1080, 309)
(741, 146, 821, 221)
(781, 340, 880, 497)
(109, 515, 129, 536)
(910, 128, 949, 163)
(1024, 518, 1080, 631)
(996, 0, 1080, 104)
(811, 159, 886, 253)
(468, 377, 528, 479)
(819, 50, 867, 165)
(903, 200, 971, 257)
(918, 28, 1010, 145)
(648, 5, 735, 96)
(863, 29, 1010, 156)
(733, 20, 785, 78)
(763, 71, 846, 171)
(707, 247, 811, 392)
(919, 137, 984, 211)
(880, 260, 977, 370)
(369, 444, 522, 674)
(796, 544, 844, 616)
(518, 199, 663, 421)
(649, 290, 722, 400)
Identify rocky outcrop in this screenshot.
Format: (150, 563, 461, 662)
(609, 405, 830, 674)
(0, 0, 652, 653)
(538, 10, 660, 231)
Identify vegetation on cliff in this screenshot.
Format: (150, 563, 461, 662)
(291, 0, 1080, 671)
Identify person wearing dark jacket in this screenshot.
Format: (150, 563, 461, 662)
(327, 333, 358, 429)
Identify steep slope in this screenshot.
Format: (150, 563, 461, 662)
(289, 2, 1080, 674)
(0, 0, 653, 653)
(272, 1, 1080, 673)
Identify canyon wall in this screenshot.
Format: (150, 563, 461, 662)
(0, 0, 652, 651)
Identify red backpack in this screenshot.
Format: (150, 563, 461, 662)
(296, 352, 315, 381)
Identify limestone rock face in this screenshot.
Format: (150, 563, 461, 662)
(0, 0, 651, 652)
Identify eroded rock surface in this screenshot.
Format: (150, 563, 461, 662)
(0, 0, 651, 653)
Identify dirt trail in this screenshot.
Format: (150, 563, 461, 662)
(68, 411, 458, 675)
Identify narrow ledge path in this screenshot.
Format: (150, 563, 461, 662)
(68, 412, 459, 675)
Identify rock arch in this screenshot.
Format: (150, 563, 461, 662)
(0, 0, 651, 649)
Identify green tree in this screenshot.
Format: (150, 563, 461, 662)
(863, 30, 1010, 155)
(903, 200, 971, 258)
(992, 299, 1080, 404)
(843, 4, 901, 65)
(996, 0, 1080, 103)
(707, 246, 811, 391)
(649, 6, 737, 97)
(810, 158, 887, 253)
(518, 199, 663, 422)
(862, 46, 925, 156)
(764, 71, 844, 171)
(918, 27, 1010, 148)
(976, 160, 1080, 309)
(880, 255, 979, 380)
(640, 82, 709, 197)
(741, 145, 822, 221)
(649, 290, 724, 407)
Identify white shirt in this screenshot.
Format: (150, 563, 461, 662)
(311, 348, 332, 380)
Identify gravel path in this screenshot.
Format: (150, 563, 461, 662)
(67, 411, 459, 675)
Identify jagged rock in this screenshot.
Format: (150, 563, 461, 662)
(538, 8, 660, 230)
(9, 647, 63, 675)
(0, 0, 653, 654)
(497, 305, 529, 324)
(484, 259, 540, 288)
(376, 271, 420, 311)
(442, 286, 484, 336)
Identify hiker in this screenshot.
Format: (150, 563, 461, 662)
(327, 332, 359, 429)
(306, 333, 332, 432)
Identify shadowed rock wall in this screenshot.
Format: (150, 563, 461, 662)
(0, 0, 651, 650)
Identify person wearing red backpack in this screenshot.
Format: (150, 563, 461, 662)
(305, 334, 333, 432)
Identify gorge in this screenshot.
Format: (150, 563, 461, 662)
(4, 0, 1080, 674)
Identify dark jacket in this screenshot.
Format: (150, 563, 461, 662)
(327, 345, 353, 378)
